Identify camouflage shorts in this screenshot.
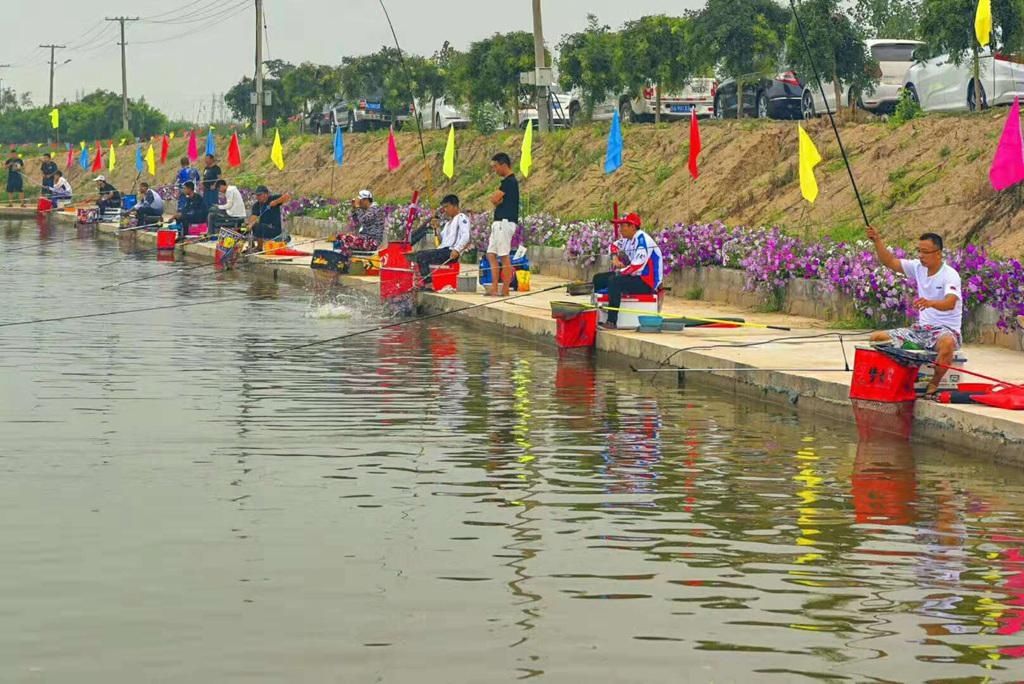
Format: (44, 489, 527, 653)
(887, 324, 962, 351)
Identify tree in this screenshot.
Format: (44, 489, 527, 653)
(851, 0, 921, 38)
(225, 74, 292, 125)
(0, 90, 168, 144)
(617, 15, 700, 124)
(558, 14, 624, 121)
(919, 0, 1024, 110)
(449, 32, 537, 121)
(282, 62, 342, 116)
(786, 0, 875, 114)
(696, 0, 789, 118)
(340, 47, 438, 119)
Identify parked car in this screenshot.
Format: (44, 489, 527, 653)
(567, 78, 716, 124)
(415, 96, 470, 130)
(802, 39, 923, 117)
(903, 47, 1024, 112)
(339, 94, 413, 132)
(714, 71, 804, 119)
(307, 108, 333, 134)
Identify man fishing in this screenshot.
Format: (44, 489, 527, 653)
(93, 175, 122, 213)
(409, 194, 471, 287)
(40, 153, 58, 199)
(592, 212, 663, 331)
(208, 179, 246, 233)
(349, 189, 385, 249)
(175, 157, 200, 211)
(245, 185, 292, 247)
(867, 227, 963, 399)
(173, 181, 206, 240)
(132, 182, 165, 226)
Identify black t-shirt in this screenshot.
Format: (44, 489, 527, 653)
(5, 156, 22, 179)
(202, 165, 221, 192)
(252, 194, 282, 230)
(99, 181, 121, 201)
(41, 160, 58, 178)
(494, 174, 519, 223)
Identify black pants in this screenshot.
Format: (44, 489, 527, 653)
(593, 271, 654, 324)
(136, 206, 163, 226)
(208, 209, 243, 233)
(252, 223, 282, 240)
(412, 247, 454, 278)
(98, 198, 120, 211)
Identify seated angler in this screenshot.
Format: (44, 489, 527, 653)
(172, 181, 207, 240)
(866, 226, 963, 400)
(592, 212, 663, 331)
(49, 170, 73, 208)
(207, 179, 247, 233)
(244, 185, 292, 248)
(409, 194, 471, 288)
(132, 182, 165, 226)
(93, 175, 121, 212)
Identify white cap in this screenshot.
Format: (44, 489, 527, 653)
(93, 175, 106, 182)
(358, 189, 373, 200)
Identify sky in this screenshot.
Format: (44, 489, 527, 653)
(2, 0, 703, 120)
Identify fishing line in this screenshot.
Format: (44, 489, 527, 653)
(271, 282, 570, 356)
(659, 330, 871, 369)
(0, 296, 249, 329)
(788, 0, 870, 227)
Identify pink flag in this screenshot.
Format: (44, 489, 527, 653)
(187, 129, 198, 162)
(65, 146, 74, 169)
(386, 127, 400, 172)
(990, 97, 1024, 191)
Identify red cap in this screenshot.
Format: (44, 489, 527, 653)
(612, 212, 642, 228)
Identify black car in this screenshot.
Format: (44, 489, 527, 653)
(714, 71, 804, 120)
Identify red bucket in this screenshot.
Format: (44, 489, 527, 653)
(36, 197, 52, 213)
(380, 267, 414, 299)
(156, 230, 178, 250)
(555, 310, 597, 349)
(849, 348, 919, 403)
(430, 262, 460, 291)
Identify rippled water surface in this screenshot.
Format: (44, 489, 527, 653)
(4, 218, 1024, 682)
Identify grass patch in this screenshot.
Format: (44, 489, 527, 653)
(822, 222, 866, 244)
(939, 145, 951, 158)
(829, 314, 874, 330)
(966, 148, 984, 162)
(654, 164, 674, 185)
(887, 167, 909, 183)
(683, 286, 704, 300)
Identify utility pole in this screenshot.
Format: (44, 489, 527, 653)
(0, 64, 10, 113)
(254, 0, 264, 139)
(39, 45, 66, 108)
(105, 16, 139, 132)
(531, 0, 549, 135)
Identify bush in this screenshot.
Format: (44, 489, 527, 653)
(470, 103, 504, 135)
(889, 89, 922, 127)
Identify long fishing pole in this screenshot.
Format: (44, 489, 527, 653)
(788, 0, 870, 227)
(631, 365, 851, 373)
(0, 296, 249, 329)
(271, 282, 570, 356)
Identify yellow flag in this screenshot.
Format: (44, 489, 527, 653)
(169, 131, 175, 140)
(442, 124, 456, 179)
(109, 142, 117, 171)
(798, 124, 821, 204)
(520, 121, 533, 178)
(49, 108, 59, 129)
(976, 0, 992, 47)
(79, 141, 86, 150)
(145, 144, 156, 177)
(119, 137, 127, 146)
(270, 128, 285, 170)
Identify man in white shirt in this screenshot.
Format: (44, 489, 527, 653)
(50, 170, 73, 207)
(410, 194, 471, 285)
(208, 179, 247, 232)
(867, 227, 963, 397)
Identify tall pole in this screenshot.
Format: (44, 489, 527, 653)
(38, 45, 65, 108)
(254, 0, 264, 140)
(531, 0, 549, 135)
(0, 64, 10, 113)
(105, 17, 139, 132)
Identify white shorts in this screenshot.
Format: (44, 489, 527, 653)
(487, 220, 516, 257)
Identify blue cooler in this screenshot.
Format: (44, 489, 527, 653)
(122, 194, 138, 211)
(479, 255, 530, 290)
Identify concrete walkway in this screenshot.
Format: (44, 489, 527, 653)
(5, 205, 1024, 463)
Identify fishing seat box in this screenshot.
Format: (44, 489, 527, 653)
(849, 347, 919, 403)
(430, 262, 460, 292)
(593, 289, 665, 329)
(187, 223, 208, 237)
(76, 208, 99, 224)
(311, 249, 344, 273)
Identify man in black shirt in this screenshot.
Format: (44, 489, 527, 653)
(5, 151, 24, 206)
(486, 152, 520, 296)
(172, 181, 207, 240)
(40, 153, 58, 199)
(93, 175, 122, 212)
(201, 154, 221, 209)
(245, 185, 292, 246)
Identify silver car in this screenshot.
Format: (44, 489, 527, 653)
(802, 39, 923, 117)
(904, 47, 1024, 112)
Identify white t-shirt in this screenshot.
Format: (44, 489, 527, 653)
(900, 259, 963, 334)
(438, 212, 471, 253)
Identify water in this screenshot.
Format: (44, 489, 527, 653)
(3, 217, 1024, 682)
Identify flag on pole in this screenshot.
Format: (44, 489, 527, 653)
(798, 124, 822, 204)
(443, 124, 456, 179)
(79, 141, 86, 150)
(91, 143, 103, 172)
(187, 129, 198, 162)
(990, 97, 1024, 190)
(135, 145, 144, 173)
(688, 109, 702, 180)
(604, 110, 623, 174)
(520, 121, 533, 178)
(49, 108, 59, 129)
(64, 144, 73, 169)
(205, 129, 216, 157)
(160, 134, 169, 164)
(270, 129, 285, 170)
(145, 144, 156, 177)
(386, 126, 400, 171)
(333, 126, 344, 166)
(976, 0, 992, 47)
(227, 132, 242, 167)
(108, 142, 117, 171)
(169, 131, 176, 140)
(79, 146, 90, 170)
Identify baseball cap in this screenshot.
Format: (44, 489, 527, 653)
(358, 189, 373, 200)
(612, 212, 642, 228)
(254, 185, 269, 194)
(93, 175, 106, 182)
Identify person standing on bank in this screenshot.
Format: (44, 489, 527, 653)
(867, 226, 963, 399)
(40, 153, 58, 199)
(201, 154, 222, 209)
(592, 212, 663, 330)
(486, 152, 519, 297)
(5, 150, 24, 207)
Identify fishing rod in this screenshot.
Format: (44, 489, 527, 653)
(788, 0, 870, 228)
(271, 281, 570, 356)
(0, 296, 249, 330)
(630, 364, 851, 374)
(598, 304, 792, 331)
(658, 330, 868, 370)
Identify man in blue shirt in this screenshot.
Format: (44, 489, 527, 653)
(175, 157, 200, 211)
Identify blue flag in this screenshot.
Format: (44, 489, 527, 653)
(135, 145, 144, 173)
(79, 147, 90, 170)
(333, 126, 344, 166)
(604, 110, 623, 174)
(205, 129, 216, 157)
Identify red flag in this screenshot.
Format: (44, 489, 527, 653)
(160, 134, 169, 164)
(386, 127, 400, 171)
(187, 129, 198, 162)
(91, 142, 103, 172)
(688, 109, 702, 180)
(227, 132, 242, 167)
(65, 146, 74, 169)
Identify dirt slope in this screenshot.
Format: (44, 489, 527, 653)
(60, 112, 1024, 256)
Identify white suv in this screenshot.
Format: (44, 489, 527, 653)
(802, 39, 923, 117)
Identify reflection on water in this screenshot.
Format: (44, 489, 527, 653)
(3, 218, 1024, 682)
